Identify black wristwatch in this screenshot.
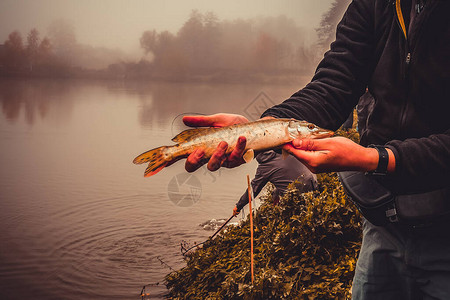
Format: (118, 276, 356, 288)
(367, 145, 389, 176)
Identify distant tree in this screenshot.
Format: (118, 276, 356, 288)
(177, 10, 204, 70)
(202, 11, 221, 69)
(316, 0, 352, 50)
(138, 11, 317, 80)
(38, 37, 52, 61)
(47, 19, 77, 65)
(158, 31, 176, 52)
(141, 10, 219, 74)
(4, 31, 25, 71)
(155, 31, 186, 73)
(26, 28, 40, 71)
(140, 30, 180, 65)
(37, 37, 55, 72)
(203, 11, 219, 33)
(217, 19, 254, 71)
(140, 29, 158, 55)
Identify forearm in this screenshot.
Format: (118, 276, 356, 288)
(236, 168, 269, 210)
(236, 190, 249, 211)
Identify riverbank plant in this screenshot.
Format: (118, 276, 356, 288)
(165, 135, 362, 298)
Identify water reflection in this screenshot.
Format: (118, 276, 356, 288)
(0, 78, 306, 128)
(0, 79, 78, 125)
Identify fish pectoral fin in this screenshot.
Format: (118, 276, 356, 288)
(171, 127, 213, 143)
(243, 149, 254, 163)
(282, 149, 290, 160)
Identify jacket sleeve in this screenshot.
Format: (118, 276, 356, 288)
(386, 129, 450, 192)
(261, 0, 375, 130)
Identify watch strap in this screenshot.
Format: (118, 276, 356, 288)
(368, 145, 389, 176)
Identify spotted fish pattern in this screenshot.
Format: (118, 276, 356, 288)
(133, 118, 333, 177)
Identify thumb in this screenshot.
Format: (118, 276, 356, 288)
(283, 143, 318, 162)
(291, 138, 329, 151)
(183, 115, 214, 127)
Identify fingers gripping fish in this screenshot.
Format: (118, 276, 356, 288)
(133, 118, 333, 177)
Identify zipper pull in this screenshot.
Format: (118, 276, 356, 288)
(406, 52, 411, 64)
(416, 0, 425, 14)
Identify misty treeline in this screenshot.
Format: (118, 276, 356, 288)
(0, 19, 128, 77)
(127, 11, 316, 81)
(316, 0, 351, 49)
(0, 29, 52, 75)
(0, 0, 350, 82)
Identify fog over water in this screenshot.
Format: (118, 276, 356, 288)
(1, 0, 333, 55)
(1, 0, 352, 77)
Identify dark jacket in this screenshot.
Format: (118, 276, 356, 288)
(236, 151, 317, 211)
(262, 0, 450, 194)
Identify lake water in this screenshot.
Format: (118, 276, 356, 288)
(0, 77, 307, 299)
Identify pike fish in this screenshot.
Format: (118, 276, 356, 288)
(133, 118, 333, 177)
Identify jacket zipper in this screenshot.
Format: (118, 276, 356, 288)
(393, 0, 411, 76)
(399, 49, 411, 138)
(405, 52, 411, 64)
(393, 0, 412, 137)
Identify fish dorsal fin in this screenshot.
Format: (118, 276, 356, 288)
(243, 149, 254, 163)
(171, 127, 214, 143)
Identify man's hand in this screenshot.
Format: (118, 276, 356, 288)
(282, 136, 396, 173)
(182, 113, 250, 173)
(233, 206, 240, 216)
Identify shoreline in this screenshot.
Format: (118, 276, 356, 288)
(164, 168, 362, 299)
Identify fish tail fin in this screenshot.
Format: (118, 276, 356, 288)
(133, 146, 169, 177)
(144, 161, 168, 177)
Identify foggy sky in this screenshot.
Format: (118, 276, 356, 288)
(0, 0, 333, 56)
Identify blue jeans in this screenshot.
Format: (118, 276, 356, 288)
(352, 219, 450, 300)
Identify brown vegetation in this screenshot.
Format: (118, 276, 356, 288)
(166, 171, 362, 299)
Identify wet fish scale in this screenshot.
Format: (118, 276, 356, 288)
(133, 118, 333, 177)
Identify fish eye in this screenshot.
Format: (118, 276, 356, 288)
(307, 124, 315, 130)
